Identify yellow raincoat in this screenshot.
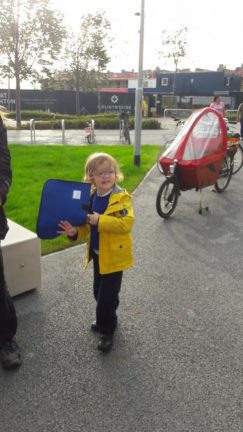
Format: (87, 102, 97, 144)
(75, 186, 134, 274)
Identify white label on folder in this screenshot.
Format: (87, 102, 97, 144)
(72, 190, 81, 200)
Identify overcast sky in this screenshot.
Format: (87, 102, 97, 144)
(2, 0, 241, 90)
(51, 0, 242, 72)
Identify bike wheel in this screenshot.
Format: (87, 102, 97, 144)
(214, 154, 233, 192)
(232, 144, 243, 175)
(156, 178, 179, 218)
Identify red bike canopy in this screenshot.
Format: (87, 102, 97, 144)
(159, 107, 227, 189)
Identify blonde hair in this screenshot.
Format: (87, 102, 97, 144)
(83, 152, 124, 183)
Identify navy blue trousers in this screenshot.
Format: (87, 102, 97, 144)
(0, 247, 17, 345)
(92, 251, 122, 335)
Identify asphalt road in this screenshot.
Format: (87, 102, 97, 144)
(0, 160, 242, 431)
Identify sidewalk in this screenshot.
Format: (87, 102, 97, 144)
(0, 162, 242, 431)
(7, 117, 176, 146)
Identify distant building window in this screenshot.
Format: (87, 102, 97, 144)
(161, 78, 168, 86)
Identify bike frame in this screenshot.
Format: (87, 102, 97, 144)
(84, 120, 95, 144)
(161, 159, 180, 191)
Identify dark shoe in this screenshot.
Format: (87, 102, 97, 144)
(91, 322, 99, 332)
(98, 334, 113, 352)
(0, 340, 23, 370)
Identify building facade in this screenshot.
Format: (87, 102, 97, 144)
(1, 70, 243, 117)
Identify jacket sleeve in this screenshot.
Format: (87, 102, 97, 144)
(0, 117, 12, 205)
(76, 223, 90, 243)
(98, 195, 134, 234)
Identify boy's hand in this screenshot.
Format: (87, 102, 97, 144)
(58, 220, 77, 237)
(87, 212, 99, 225)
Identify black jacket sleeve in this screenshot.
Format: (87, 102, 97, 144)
(0, 116, 12, 240)
(0, 116, 12, 205)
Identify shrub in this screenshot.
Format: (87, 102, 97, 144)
(8, 110, 161, 130)
(142, 119, 161, 129)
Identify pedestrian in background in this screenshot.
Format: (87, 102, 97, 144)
(0, 113, 22, 370)
(210, 96, 226, 117)
(58, 152, 134, 352)
(236, 102, 243, 139)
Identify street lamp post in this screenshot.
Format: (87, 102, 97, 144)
(134, 0, 145, 166)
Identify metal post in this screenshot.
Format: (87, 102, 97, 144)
(91, 119, 95, 143)
(61, 119, 65, 144)
(134, 0, 145, 166)
(30, 119, 35, 144)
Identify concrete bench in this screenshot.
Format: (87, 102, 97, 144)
(1, 219, 41, 297)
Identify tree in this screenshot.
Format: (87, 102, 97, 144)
(160, 26, 188, 104)
(0, 0, 67, 126)
(64, 12, 111, 115)
(160, 27, 188, 73)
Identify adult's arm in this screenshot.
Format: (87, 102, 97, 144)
(0, 117, 12, 205)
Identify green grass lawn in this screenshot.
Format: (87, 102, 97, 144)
(6, 144, 161, 255)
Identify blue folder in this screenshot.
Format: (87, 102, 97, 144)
(36, 179, 91, 239)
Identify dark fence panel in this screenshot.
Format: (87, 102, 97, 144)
(0, 89, 99, 115)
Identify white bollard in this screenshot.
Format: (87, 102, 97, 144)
(61, 119, 65, 144)
(30, 118, 36, 144)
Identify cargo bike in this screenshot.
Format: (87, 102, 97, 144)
(156, 107, 240, 218)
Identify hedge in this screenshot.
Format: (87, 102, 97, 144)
(7, 110, 161, 130)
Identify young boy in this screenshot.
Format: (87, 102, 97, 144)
(59, 152, 134, 352)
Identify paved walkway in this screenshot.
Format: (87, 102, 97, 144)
(7, 117, 176, 146)
(0, 158, 242, 431)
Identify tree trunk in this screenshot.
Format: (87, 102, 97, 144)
(15, 61, 21, 127)
(97, 92, 101, 113)
(75, 69, 80, 115)
(75, 88, 80, 116)
(15, 0, 21, 127)
(15, 72, 21, 127)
